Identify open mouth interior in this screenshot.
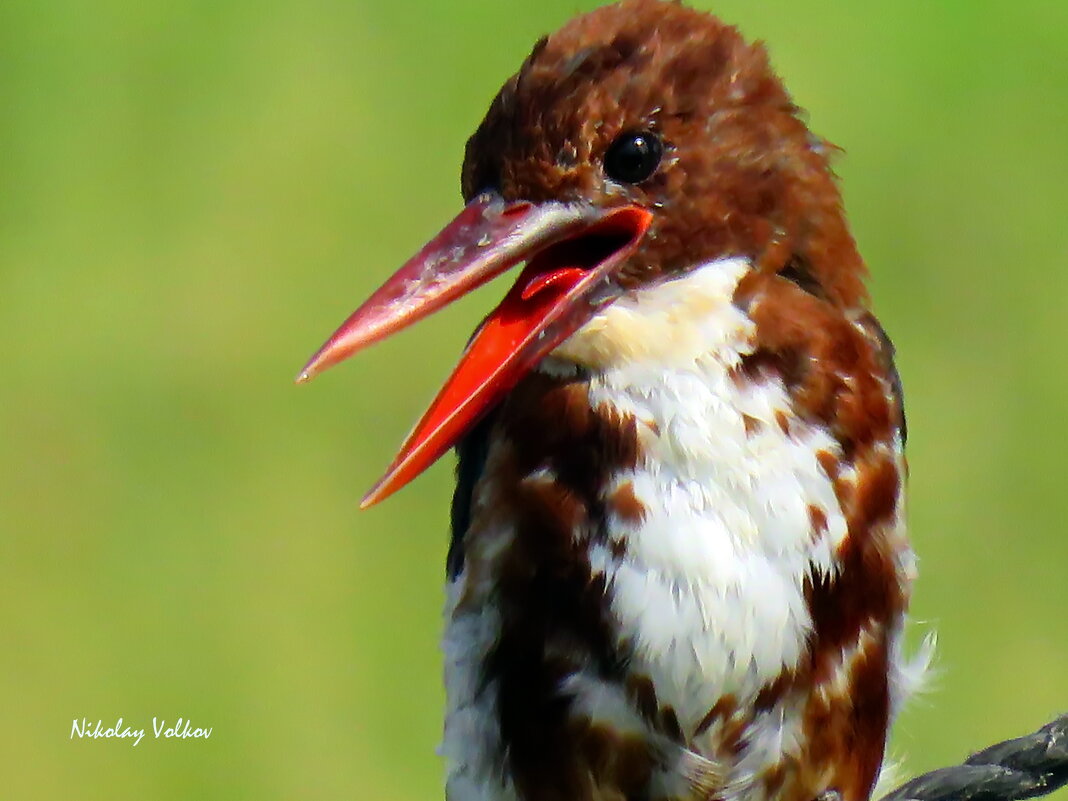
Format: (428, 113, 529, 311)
(511, 208, 647, 305)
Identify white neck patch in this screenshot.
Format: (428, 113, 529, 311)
(545, 256, 754, 372)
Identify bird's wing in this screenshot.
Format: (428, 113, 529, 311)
(447, 409, 500, 579)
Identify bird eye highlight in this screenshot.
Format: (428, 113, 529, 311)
(603, 130, 663, 184)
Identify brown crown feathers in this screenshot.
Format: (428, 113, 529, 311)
(460, 0, 868, 308)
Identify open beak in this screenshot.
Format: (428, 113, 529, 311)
(298, 190, 651, 507)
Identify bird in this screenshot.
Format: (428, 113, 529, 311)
(298, 1, 925, 800)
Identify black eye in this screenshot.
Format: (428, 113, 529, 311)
(603, 130, 663, 184)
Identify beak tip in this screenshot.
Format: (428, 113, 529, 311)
(296, 350, 330, 384)
(359, 488, 382, 510)
(294, 364, 317, 384)
(360, 469, 403, 509)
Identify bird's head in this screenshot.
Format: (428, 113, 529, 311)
(299, 0, 867, 506)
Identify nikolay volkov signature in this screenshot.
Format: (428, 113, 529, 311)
(70, 717, 212, 747)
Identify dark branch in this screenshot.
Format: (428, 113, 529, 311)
(881, 714, 1068, 801)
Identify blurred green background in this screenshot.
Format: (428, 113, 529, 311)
(2, 1, 1066, 799)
